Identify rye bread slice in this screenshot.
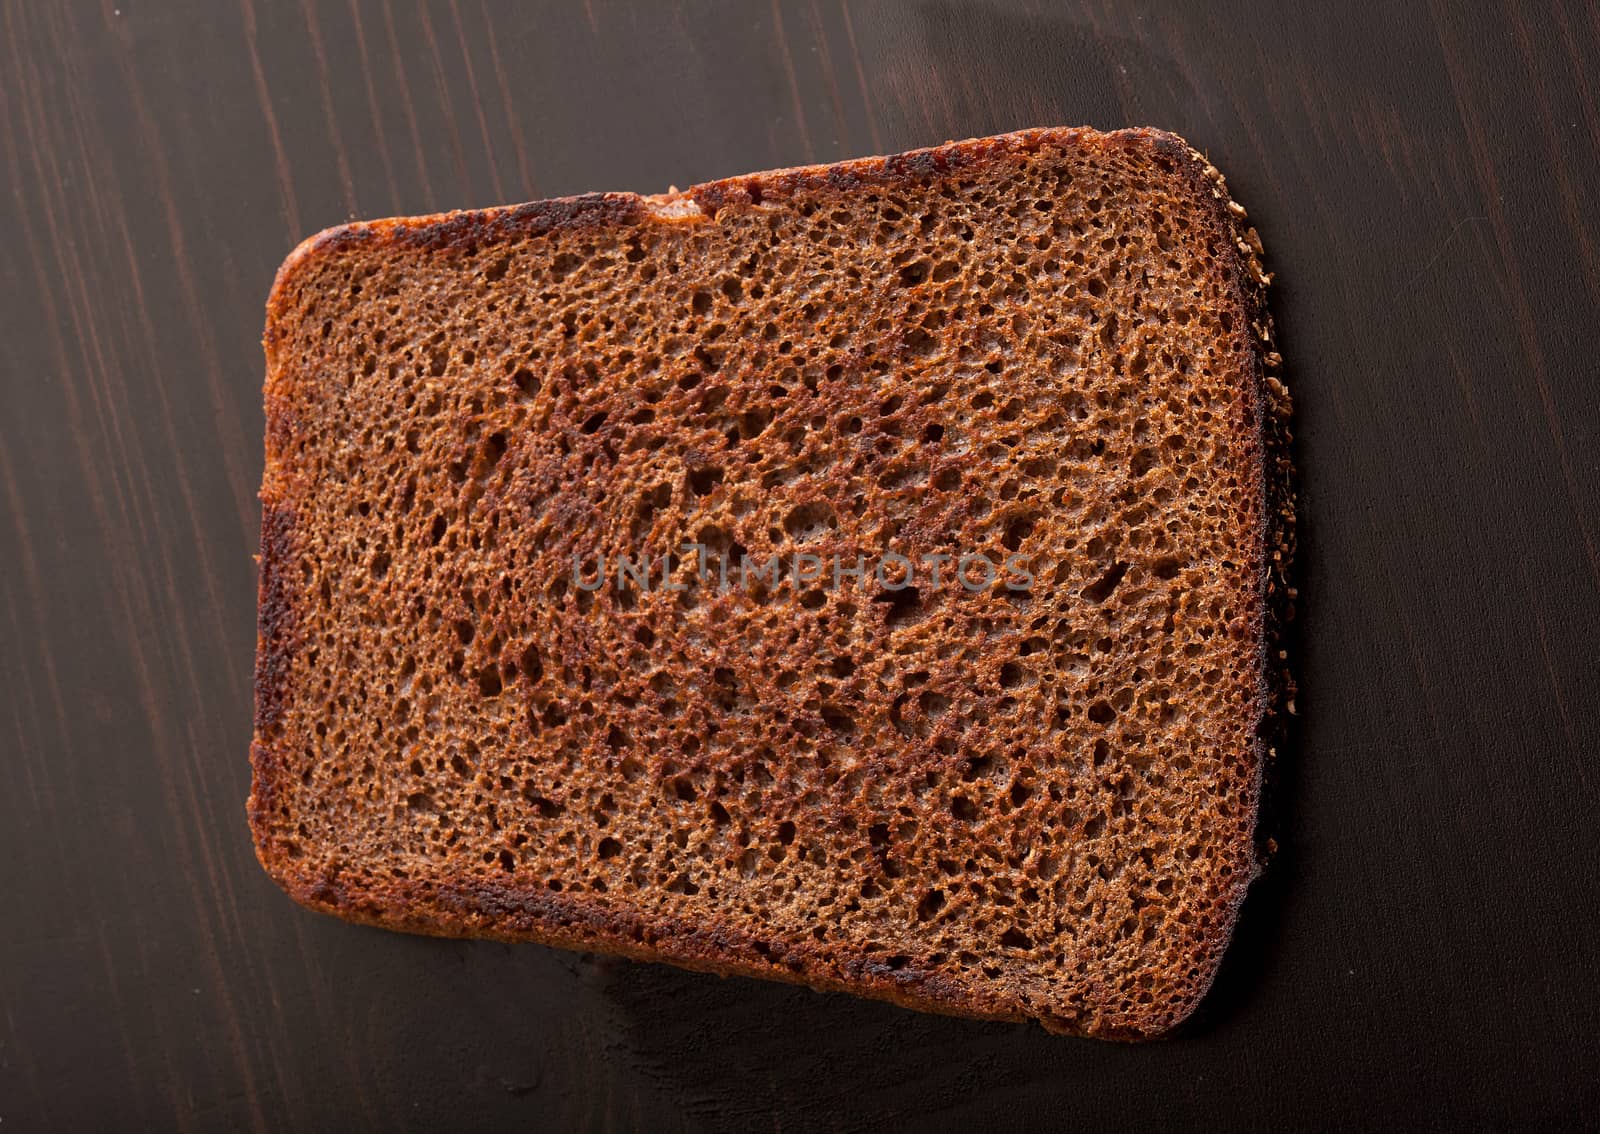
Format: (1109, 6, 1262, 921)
(251, 126, 1294, 1039)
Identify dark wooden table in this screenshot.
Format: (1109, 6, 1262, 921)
(4, 1, 1598, 1128)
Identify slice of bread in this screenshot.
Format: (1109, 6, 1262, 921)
(251, 126, 1293, 1039)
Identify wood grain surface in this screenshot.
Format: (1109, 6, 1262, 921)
(3, 0, 1598, 1128)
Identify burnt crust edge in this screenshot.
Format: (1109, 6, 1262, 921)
(249, 125, 1293, 1042)
(262, 127, 1105, 316)
(267, 860, 1053, 1032)
(1140, 131, 1297, 1032)
(249, 503, 300, 846)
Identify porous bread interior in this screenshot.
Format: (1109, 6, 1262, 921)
(255, 130, 1267, 1037)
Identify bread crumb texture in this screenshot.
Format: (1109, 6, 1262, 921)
(252, 126, 1291, 1039)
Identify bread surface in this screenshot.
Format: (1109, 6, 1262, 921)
(252, 126, 1294, 1038)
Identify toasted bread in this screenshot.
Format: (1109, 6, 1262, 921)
(251, 127, 1293, 1038)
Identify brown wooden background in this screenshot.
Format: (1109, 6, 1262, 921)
(4, 0, 1598, 1128)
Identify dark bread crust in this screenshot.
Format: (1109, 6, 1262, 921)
(251, 126, 1292, 1039)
